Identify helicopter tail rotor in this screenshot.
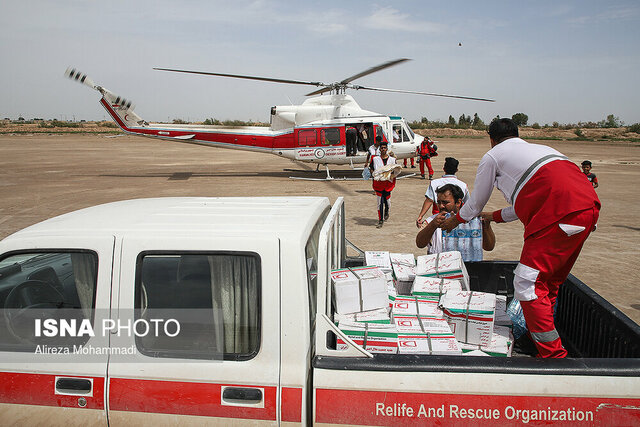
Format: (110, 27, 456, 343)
(64, 67, 98, 91)
(65, 67, 136, 109)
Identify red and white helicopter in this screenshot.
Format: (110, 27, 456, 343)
(65, 59, 493, 179)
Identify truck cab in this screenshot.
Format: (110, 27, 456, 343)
(0, 197, 638, 426)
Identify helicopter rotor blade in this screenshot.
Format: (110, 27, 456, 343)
(349, 84, 495, 102)
(339, 58, 411, 85)
(153, 67, 327, 88)
(303, 58, 413, 96)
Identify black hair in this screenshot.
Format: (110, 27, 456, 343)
(443, 157, 459, 175)
(375, 135, 382, 143)
(488, 118, 519, 142)
(436, 183, 464, 202)
(581, 160, 592, 167)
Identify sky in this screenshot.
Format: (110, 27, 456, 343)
(1, 1, 639, 126)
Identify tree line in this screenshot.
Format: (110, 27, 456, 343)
(409, 113, 639, 133)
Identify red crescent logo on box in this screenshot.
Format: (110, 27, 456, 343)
(399, 341, 416, 347)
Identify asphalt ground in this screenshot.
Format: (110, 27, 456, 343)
(1, 133, 638, 324)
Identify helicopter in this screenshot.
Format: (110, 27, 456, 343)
(65, 59, 493, 180)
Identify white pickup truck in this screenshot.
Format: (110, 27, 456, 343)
(0, 197, 638, 426)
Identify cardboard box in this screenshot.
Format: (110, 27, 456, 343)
(331, 268, 361, 315)
(440, 290, 496, 346)
(387, 282, 397, 309)
(483, 325, 514, 357)
(390, 253, 416, 284)
(397, 319, 461, 355)
(459, 325, 514, 357)
(331, 267, 389, 314)
(412, 276, 463, 300)
(350, 266, 389, 312)
(415, 251, 469, 290)
(334, 308, 391, 325)
(394, 315, 448, 334)
(337, 320, 398, 354)
(494, 295, 511, 327)
(365, 251, 392, 272)
(392, 296, 444, 318)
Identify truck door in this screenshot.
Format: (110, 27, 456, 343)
(108, 235, 280, 425)
(0, 236, 114, 426)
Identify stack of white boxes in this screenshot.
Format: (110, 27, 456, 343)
(390, 253, 416, 295)
(439, 290, 496, 346)
(331, 251, 519, 357)
(415, 251, 470, 290)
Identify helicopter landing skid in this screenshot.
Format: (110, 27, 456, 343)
(289, 164, 363, 181)
(288, 165, 417, 181)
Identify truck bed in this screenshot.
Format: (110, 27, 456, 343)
(317, 261, 640, 375)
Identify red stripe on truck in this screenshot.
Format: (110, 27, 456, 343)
(0, 372, 105, 409)
(281, 386, 303, 422)
(109, 378, 277, 420)
(315, 388, 640, 426)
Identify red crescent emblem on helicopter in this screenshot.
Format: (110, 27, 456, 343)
(124, 114, 129, 121)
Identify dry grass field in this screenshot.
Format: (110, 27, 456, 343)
(0, 133, 638, 324)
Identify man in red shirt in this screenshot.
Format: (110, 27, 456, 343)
(441, 118, 600, 358)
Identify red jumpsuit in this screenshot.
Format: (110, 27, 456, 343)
(417, 141, 434, 178)
(457, 138, 600, 358)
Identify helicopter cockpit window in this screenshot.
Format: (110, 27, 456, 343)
(321, 128, 340, 146)
(392, 123, 411, 142)
(405, 123, 415, 140)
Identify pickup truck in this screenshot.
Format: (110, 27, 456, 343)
(0, 196, 638, 426)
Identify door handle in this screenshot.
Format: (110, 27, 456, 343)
(55, 377, 93, 395)
(222, 387, 263, 404)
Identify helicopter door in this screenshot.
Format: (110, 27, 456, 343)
(374, 125, 389, 143)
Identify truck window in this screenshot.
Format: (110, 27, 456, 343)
(305, 209, 329, 331)
(0, 251, 98, 351)
(135, 252, 260, 361)
(321, 128, 341, 146)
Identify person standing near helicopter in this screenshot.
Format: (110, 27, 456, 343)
(365, 135, 382, 169)
(371, 141, 397, 228)
(417, 137, 437, 179)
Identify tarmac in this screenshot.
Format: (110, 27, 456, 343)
(1, 133, 638, 324)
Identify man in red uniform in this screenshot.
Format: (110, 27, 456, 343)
(441, 118, 600, 358)
(371, 142, 397, 228)
(417, 137, 436, 179)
